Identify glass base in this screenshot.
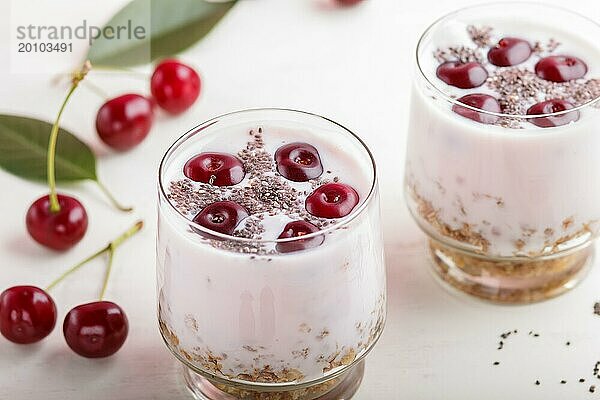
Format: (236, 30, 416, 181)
(428, 238, 594, 304)
(183, 361, 365, 400)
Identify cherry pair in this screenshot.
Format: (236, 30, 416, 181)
(0, 286, 126, 358)
(0, 221, 142, 358)
(96, 59, 201, 151)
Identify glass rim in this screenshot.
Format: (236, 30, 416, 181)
(158, 107, 378, 245)
(415, 1, 600, 120)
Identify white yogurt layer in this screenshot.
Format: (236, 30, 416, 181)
(157, 121, 386, 384)
(406, 17, 600, 257)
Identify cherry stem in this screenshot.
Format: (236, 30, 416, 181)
(92, 65, 148, 81)
(99, 220, 143, 300)
(44, 220, 144, 293)
(100, 247, 115, 301)
(47, 61, 92, 213)
(81, 79, 110, 100)
(96, 180, 133, 212)
(45, 246, 106, 292)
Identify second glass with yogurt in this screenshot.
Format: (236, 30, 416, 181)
(405, 3, 600, 303)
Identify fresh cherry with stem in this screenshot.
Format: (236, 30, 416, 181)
(26, 62, 132, 251)
(61, 220, 142, 358)
(25, 62, 92, 251)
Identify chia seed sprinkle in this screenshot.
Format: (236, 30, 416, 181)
(467, 25, 493, 48)
(487, 69, 600, 116)
(434, 46, 483, 64)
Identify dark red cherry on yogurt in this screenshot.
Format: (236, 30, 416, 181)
(527, 99, 580, 128)
(184, 153, 245, 186)
(452, 94, 501, 124)
(275, 142, 323, 182)
(535, 55, 587, 82)
(488, 37, 532, 67)
(276, 221, 324, 253)
(306, 183, 359, 219)
(193, 201, 249, 236)
(436, 61, 488, 89)
(0, 286, 57, 344)
(63, 301, 128, 358)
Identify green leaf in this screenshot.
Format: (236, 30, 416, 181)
(0, 115, 97, 182)
(87, 0, 236, 67)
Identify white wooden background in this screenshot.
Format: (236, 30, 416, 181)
(1, 0, 600, 399)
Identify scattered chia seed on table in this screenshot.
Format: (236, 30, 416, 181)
(494, 330, 598, 395)
(594, 302, 600, 316)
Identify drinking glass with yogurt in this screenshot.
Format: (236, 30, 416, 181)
(157, 108, 386, 399)
(405, 3, 600, 303)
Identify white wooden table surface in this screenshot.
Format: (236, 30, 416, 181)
(1, 0, 600, 399)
